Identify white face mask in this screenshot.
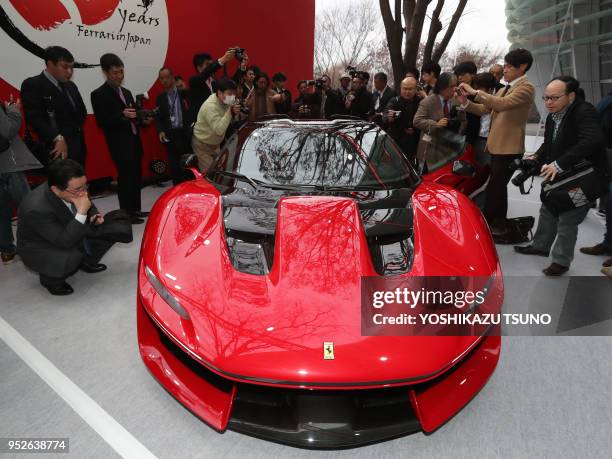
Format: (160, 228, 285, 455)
(223, 94, 236, 105)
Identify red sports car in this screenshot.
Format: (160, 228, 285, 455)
(137, 119, 503, 448)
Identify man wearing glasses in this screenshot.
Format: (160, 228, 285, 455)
(17, 160, 116, 295)
(514, 77, 608, 276)
(21, 46, 88, 165)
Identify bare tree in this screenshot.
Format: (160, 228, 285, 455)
(440, 43, 505, 71)
(379, 0, 469, 88)
(314, 0, 382, 83)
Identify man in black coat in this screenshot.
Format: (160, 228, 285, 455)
(156, 67, 192, 185)
(345, 75, 372, 120)
(188, 49, 235, 121)
(371, 72, 397, 125)
(91, 53, 149, 224)
(17, 160, 114, 295)
(20, 46, 87, 165)
(383, 76, 422, 164)
(514, 76, 608, 276)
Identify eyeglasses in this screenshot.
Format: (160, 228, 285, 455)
(64, 184, 89, 195)
(542, 94, 567, 102)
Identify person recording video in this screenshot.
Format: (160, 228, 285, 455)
(345, 74, 371, 120)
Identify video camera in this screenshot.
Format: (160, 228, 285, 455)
(509, 157, 541, 194)
(135, 92, 160, 124)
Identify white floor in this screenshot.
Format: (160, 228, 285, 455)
(1, 181, 611, 458)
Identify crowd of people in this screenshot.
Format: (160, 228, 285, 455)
(1, 44, 611, 295)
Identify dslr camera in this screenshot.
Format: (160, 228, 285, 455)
(509, 158, 541, 194)
(135, 92, 160, 124)
(230, 47, 246, 62)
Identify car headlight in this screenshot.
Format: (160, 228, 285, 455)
(144, 265, 190, 320)
(464, 271, 497, 314)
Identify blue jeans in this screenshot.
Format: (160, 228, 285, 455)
(604, 180, 612, 248)
(0, 172, 30, 253)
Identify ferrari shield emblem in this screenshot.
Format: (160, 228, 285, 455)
(323, 342, 334, 360)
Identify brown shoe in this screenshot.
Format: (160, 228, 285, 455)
(543, 263, 569, 276)
(579, 243, 612, 256)
(603, 258, 612, 268)
(1, 252, 16, 264)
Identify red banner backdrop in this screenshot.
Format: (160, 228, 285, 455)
(0, 0, 315, 180)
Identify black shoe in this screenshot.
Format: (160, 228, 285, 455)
(131, 211, 150, 218)
(514, 245, 549, 257)
(543, 263, 569, 276)
(45, 282, 74, 296)
(130, 216, 145, 224)
(79, 262, 107, 273)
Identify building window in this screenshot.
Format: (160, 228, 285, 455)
(558, 49, 574, 76)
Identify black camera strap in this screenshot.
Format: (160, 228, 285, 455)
(519, 176, 535, 195)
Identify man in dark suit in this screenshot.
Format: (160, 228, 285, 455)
(345, 75, 371, 120)
(514, 76, 609, 276)
(319, 75, 344, 119)
(384, 76, 422, 164)
(17, 160, 114, 295)
(21, 46, 87, 165)
(156, 67, 192, 185)
(371, 72, 396, 125)
(188, 49, 236, 122)
(91, 53, 149, 224)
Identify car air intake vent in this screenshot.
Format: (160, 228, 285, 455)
(360, 208, 414, 276)
(226, 236, 273, 275)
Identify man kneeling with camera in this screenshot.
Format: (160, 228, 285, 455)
(17, 160, 132, 295)
(514, 77, 608, 276)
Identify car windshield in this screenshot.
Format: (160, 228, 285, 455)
(212, 123, 420, 190)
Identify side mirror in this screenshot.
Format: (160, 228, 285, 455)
(180, 154, 202, 180)
(452, 160, 476, 177)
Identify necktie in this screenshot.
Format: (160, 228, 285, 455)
(443, 101, 450, 117)
(374, 92, 381, 111)
(58, 82, 76, 109)
(501, 84, 511, 97)
(69, 202, 77, 215)
(117, 87, 137, 135)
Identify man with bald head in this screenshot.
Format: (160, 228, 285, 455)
(383, 76, 422, 163)
(514, 76, 608, 276)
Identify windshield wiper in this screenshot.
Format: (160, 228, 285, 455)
(216, 171, 263, 190)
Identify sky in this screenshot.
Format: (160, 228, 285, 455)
(315, 0, 511, 54)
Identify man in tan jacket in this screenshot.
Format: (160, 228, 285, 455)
(457, 48, 535, 232)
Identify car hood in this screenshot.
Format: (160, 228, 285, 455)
(145, 181, 499, 386)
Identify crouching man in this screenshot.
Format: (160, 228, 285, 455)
(17, 159, 129, 295)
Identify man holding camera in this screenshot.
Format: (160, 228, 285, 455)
(156, 67, 192, 185)
(21, 46, 88, 166)
(345, 74, 371, 120)
(371, 72, 396, 125)
(384, 76, 422, 164)
(91, 53, 149, 224)
(188, 49, 237, 121)
(192, 78, 241, 172)
(271, 72, 292, 115)
(319, 75, 344, 119)
(514, 77, 608, 276)
(457, 48, 536, 234)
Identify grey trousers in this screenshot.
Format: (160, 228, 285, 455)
(531, 203, 590, 267)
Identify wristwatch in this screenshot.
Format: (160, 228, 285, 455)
(53, 134, 64, 143)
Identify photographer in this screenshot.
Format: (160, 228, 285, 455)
(514, 77, 608, 276)
(414, 72, 465, 172)
(271, 72, 292, 115)
(345, 74, 371, 120)
(319, 75, 344, 119)
(20, 46, 88, 166)
(91, 53, 150, 224)
(421, 62, 441, 96)
(192, 78, 241, 172)
(246, 73, 276, 120)
(188, 49, 236, 121)
(383, 76, 422, 164)
(156, 67, 192, 185)
(291, 80, 320, 119)
(371, 72, 397, 125)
